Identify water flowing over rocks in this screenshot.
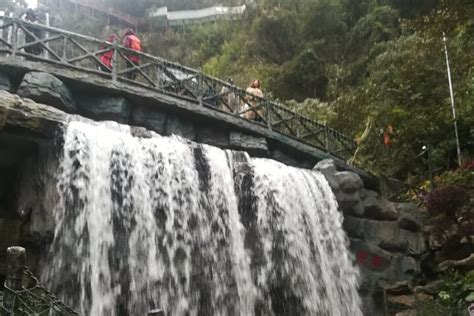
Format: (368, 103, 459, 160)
(39, 120, 362, 315)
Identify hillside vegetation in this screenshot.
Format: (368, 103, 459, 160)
(47, 0, 474, 182)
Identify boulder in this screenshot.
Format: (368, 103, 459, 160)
(397, 256, 421, 278)
(336, 191, 361, 212)
(362, 190, 399, 221)
(335, 171, 363, 193)
(131, 105, 167, 134)
(397, 212, 423, 233)
(385, 281, 412, 295)
(387, 294, 415, 308)
(343, 217, 427, 256)
(0, 72, 12, 92)
(313, 159, 338, 175)
(229, 131, 268, 156)
(165, 114, 196, 140)
(78, 96, 131, 123)
(313, 159, 340, 192)
(196, 125, 229, 148)
(17, 72, 76, 113)
(414, 281, 443, 295)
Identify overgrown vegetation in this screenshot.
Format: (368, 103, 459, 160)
(132, 0, 473, 182)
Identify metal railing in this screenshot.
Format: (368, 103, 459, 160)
(0, 16, 357, 160)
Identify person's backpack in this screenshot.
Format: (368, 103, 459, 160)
(129, 35, 142, 52)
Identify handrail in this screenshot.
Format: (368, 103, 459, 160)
(0, 16, 357, 160)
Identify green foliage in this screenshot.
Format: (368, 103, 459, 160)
(438, 270, 474, 310)
(435, 169, 474, 189)
(62, 0, 474, 181)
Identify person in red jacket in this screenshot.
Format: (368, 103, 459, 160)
(98, 34, 118, 72)
(122, 28, 142, 80)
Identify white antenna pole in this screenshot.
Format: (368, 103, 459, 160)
(443, 32, 463, 167)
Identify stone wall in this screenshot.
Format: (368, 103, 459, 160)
(314, 159, 429, 316)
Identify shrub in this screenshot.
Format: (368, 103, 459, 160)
(426, 186, 469, 216)
(435, 169, 474, 190)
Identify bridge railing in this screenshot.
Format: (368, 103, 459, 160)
(0, 16, 357, 160)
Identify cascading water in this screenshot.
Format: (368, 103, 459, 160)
(44, 120, 362, 315)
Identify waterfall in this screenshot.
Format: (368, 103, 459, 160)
(44, 120, 362, 315)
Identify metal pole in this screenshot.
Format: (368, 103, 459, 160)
(2, 247, 26, 313)
(443, 33, 463, 167)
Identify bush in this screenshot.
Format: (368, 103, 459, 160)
(435, 169, 474, 190)
(426, 186, 469, 216)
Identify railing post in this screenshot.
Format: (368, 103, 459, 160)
(325, 127, 330, 153)
(198, 72, 203, 106)
(11, 21, 18, 57)
(266, 101, 272, 130)
(2, 246, 26, 313)
(111, 44, 118, 82)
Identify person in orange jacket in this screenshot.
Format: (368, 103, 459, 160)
(99, 34, 118, 72)
(122, 28, 142, 80)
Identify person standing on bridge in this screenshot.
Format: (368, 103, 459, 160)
(98, 34, 118, 72)
(241, 79, 264, 121)
(122, 28, 142, 80)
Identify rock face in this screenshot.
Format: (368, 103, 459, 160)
(314, 159, 429, 316)
(17, 72, 76, 113)
(229, 131, 268, 156)
(165, 114, 196, 140)
(131, 105, 167, 134)
(78, 96, 131, 123)
(0, 72, 12, 92)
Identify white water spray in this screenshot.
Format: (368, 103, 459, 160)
(44, 120, 361, 315)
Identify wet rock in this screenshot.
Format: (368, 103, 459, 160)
(78, 96, 131, 123)
(313, 159, 338, 175)
(16, 149, 58, 246)
(229, 131, 268, 156)
(336, 191, 361, 212)
(313, 159, 340, 192)
(196, 125, 229, 148)
(335, 171, 363, 193)
(387, 294, 415, 308)
(165, 114, 196, 140)
(0, 72, 12, 92)
(397, 256, 421, 278)
(131, 105, 167, 134)
(414, 281, 443, 295)
(17, 72, 76, 113)
(385, 281, 412, 295)
(130, 126, 154, 138)
(397, 212, 423, 233)
(362, 190, 399, 221)
(343, 217, 426, 256)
